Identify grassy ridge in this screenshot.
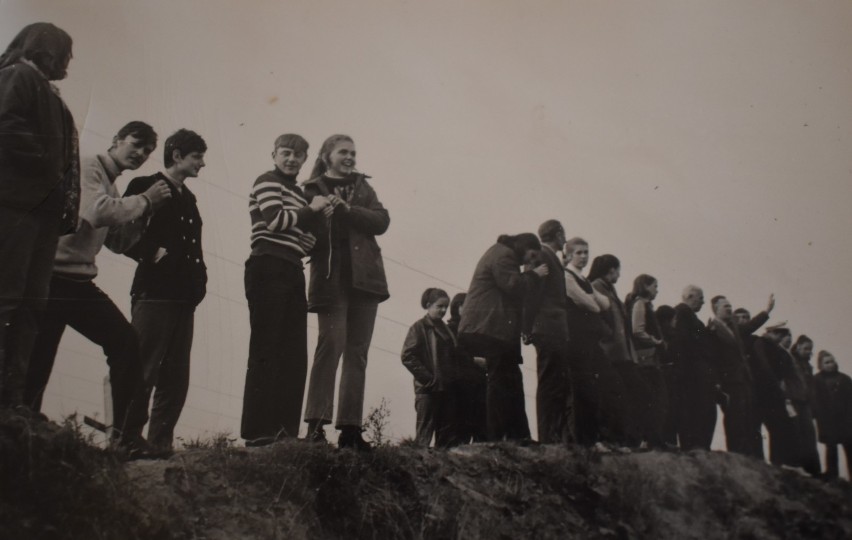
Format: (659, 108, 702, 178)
(2, 414, 852, 539)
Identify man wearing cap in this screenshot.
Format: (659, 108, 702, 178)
(751, 324, 799, 466)
(240, 134, 330, 446)
(524, 219, 571, 443)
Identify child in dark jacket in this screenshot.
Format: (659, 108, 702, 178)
(401, 288, 462, 448)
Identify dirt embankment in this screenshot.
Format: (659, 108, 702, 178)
(1, 413, 851, 539)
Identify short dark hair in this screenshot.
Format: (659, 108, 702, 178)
(537, 219, 563, 243)
(733, 308, 750, 318)
(164, 129, 207, 167)
(116, 121, 157, 149)
(421, 287, 449, 309)
(274, 133, 309, 156)
(450, 292, 467, 321)
(655, 304, 676, 326)
(498, 233, 541, 262)
(711, 295, 728, 310)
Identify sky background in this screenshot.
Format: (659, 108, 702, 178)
(2, 0, 851, 470)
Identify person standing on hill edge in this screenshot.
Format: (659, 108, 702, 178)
(673, 285, 718, 450)
(447, 292, 487, 443)
(751, 325, 798, 466)
(788, 334, 821, 476)
(705, 294, 772, 457)
(563, 237, 613, 447)
(24, 121, 171, 457)
(525, 220, 572, 444)
(241, 134, 331, 447)
(813, 350, 852, 479)
(589, 255, 653, 448)
(302, 134, 390, 451)
(625, 274, 669, 449)
(401, 288, 463, 447)
(122, 129, 208, 452)
(458, 233, 548, 442)
(0, 22, 79, 413)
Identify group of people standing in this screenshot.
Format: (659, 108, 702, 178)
(401, 220, 852, 479)
(1, 23, 849, 478)
(0, 22, 389, 456)
(0, 22, 209, 458)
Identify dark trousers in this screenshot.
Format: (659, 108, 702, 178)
(414, 386, 462, 448)
(130, 299, 194, 449)
(0, 203, 61, 406)
(459, 370, 488, 443)
(660, 364, 680, 446)
(566, 341, 602, 446)
(595, 351, 631, 445)
(24, 275, 146, 438)
(824, 443, 852, 479)
(637, 365, 669, 447)
(241, 256, 307, 441)
(460, 334, 530, 441)
(677, 365, 717, 450)
(534, 337, 572, 444)
(304, 291, 378, 428)
(791, 402, 821, 476)
(756, 397, 796, 466)
(720, 382, 757, 457)
(613, 361, 653, 446)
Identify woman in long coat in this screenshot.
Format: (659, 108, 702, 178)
(301, 135, 390, 450)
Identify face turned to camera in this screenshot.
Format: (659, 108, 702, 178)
(111, 135, 155, 171)
(325, 140, 356, 177)
(796, 341, 813, 360)
(606, 266, 620, 284)
(734, 311, 751, 325)
(715, 298, 733, 320)
(821, 354, 838, 373)
(567, 245, 589, 270)
(427, 297, 449, 320)
(780, 334, 793, 349)
(174, 150, 206, 178)
(273, 146, 307, 176)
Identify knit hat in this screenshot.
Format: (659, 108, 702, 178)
(273, 133, 309, 155)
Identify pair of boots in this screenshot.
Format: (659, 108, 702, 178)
(306, 421, 371, 451)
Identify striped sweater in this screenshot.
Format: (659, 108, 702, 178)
(249, 168, 317, 264)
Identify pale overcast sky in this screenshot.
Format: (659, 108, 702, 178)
(3, 1, 851, 454)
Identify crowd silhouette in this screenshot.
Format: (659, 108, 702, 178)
(0, 22, 850, 479)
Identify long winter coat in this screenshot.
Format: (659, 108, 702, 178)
(302, 174, 389, 311)
(813, 370, 852, 444)
(0, 61, 78, 227)
(457, 241, 539, 346)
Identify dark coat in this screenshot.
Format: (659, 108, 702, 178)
(750, 336, 796, 407)
(707, 312, 769, 388)
(673, 303, 716, 385)
(401, 316, 458, 394)
(302, 174, 389, 310)
(123, 173, 207, 306)
(457, 241, 539, 346)
(0, 62, 78, 224)
(523, 244, 569, 341)
(813, 370, 852, 444)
